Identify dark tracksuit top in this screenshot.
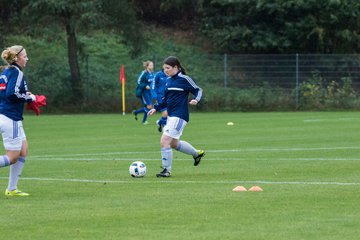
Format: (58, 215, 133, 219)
(155, 71, 202, 122)
(0, 63, 33, 121)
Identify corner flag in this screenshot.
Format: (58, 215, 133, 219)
(120, 65, 126, 115)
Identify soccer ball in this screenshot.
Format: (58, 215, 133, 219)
(129, 161, 147, 178)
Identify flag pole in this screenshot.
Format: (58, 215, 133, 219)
(122, 81, 125, 115)
(120, 65, 126, 115)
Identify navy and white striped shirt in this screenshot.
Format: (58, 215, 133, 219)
(0, 63, 33, 121)
(155, 71, 202, 122)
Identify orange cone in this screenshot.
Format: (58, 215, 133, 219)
(248, 186, 263, 192)
(232, 186, 247, 192)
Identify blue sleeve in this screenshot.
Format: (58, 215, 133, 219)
(154, 73, 161, 95)
(6, 70, 32, 103)
(185, 75, 202, 102)
(190, 87, 202, 102)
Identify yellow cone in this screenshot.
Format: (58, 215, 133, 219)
(232, 186, 247, 192)
(248, 186, 263, 192)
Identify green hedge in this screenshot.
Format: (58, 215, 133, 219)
(4, 33, 360, 113)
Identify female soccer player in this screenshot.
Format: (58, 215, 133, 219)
(133, 60, 154, 125)
(148, 56, 205, 177)
(0, 45, 37, 196)
(154, 68, 168, 132)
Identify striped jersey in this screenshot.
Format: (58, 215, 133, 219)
(155, 71, 202, 122)
(0, 63, 33, 121)
(136, 70, 153, 97)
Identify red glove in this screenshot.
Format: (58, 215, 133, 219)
(26, 95, 46, 116)
(35, 95, 47, 107)
(27, 101, 40, 115)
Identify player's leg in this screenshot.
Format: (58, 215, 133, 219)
(142, 105, 151, 125)
(0, 118, 29, 196)
(133, 97, 146, 120)
(167, 118, 196, 156)
(7, 139, 27, 194)
(142, 91, 153, 125)
(133, 107, 145, 117)
(0, 115, 21, 167)
(157, 117, 186, 177)
(159, 134, 174, 173)
(171, 118, 205, 166)
(0, 151, 17, 167)
(175, 141, 205, 166)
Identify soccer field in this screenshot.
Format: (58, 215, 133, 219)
(1, 112, 360, 239)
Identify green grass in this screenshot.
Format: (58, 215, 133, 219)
(1, 112, 360, 239)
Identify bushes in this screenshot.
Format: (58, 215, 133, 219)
(297, 72, 359, 110)
(201, 82, 293, 112)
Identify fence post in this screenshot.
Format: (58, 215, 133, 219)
(295, 53, 299, 108)
(85, 54, 89, 105)
(224, 53, 228, 88)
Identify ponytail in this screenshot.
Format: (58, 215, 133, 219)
(1, 45, 24, 65)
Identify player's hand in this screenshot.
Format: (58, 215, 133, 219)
(146, 85, 150, 90)
(29, 94, 36, 102)
(148, 109, 156, 116)
(189, 99, 198, 105)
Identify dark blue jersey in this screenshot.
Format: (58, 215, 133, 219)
(0, 63, 33, 121)
(155, 71, 202, 122)
(136, 70, 154, 97)
(154, 70, 167, 102)
(136, 70, 151, 90)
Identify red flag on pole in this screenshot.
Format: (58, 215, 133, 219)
(120, 65, 126, 115)
(120, 65, 126, 84)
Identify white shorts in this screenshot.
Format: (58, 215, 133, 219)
(162, 116, 187, 139)
(0, 114, 26, 151)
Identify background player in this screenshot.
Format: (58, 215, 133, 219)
(133, 61, 154, 125)
(154, 68, 168, 132)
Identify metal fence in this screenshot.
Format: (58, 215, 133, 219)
(191, 54, 360, 88)
(80, 53, 360, 110)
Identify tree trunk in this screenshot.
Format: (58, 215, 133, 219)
(66, 19, 83, 102)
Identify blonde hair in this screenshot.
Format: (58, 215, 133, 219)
(1, 45, 24, 65)
(143, 60, 153, 69)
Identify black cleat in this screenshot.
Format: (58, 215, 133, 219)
(193, 150, 205, 166)
(156, 120, 163, 132)
(156, 168, 171, 177)
(132, 110, 138, 121)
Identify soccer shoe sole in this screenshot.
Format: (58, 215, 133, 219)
(194, 150, 205, 166)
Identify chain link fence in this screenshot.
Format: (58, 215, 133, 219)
(80, 54, 360, 111)
(194, 54, 360, 87)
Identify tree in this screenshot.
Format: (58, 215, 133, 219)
(24, 0, 144, 103)
(199, 0, 360, 53)
(0, 0, 28, 47)
(131, 0, 202, 28)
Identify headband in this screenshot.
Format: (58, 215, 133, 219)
(16, 48, 24, 56)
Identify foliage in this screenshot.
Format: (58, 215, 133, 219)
(10, 0, 145, 103)
(297, 72, 358, 109)
(199, 0, 360, 53)
(2, 1, 360, 111)
(131, 0, 202, 28)
(202, 82, 293, 112)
